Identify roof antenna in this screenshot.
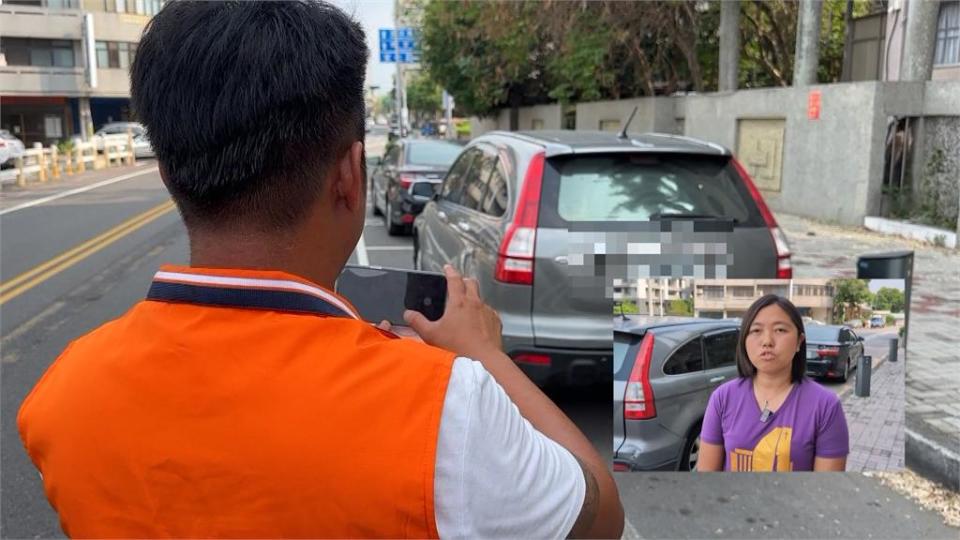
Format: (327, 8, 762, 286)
(618, 106, 638, 140)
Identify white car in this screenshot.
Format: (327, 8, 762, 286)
(0, 129, 26, 168)
(132, 133, 155, 159)
(93, 122, 146, 150)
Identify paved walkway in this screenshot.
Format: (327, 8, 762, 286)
(777, 212, 960, 489)
(844, 342, 906, 473)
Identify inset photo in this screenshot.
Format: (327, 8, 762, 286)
(612, 278, 906, 473)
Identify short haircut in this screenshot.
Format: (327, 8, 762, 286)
(130, 1, 369, 230)
(735, 294, 807, 383)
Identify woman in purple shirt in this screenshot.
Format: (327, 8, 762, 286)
(697, 294, 849, 472)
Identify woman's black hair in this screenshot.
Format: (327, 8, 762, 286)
(736, 294, 807, 383)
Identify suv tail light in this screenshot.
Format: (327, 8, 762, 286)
(495, 151, 545, 285)
(513, 352, 551, 366)
(817, 347, 840, 357)
(732, 159, 792, 278)
(399, 174, 416, 190)
(624, 333, 656, 420)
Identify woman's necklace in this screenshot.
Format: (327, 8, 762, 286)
(756, 380, 793, 423)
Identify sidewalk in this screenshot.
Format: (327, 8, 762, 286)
(776, 212, 960, 490)
(844, 344, 906, 473)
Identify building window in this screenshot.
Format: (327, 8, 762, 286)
(935, 1, 960, 66)
(730, 286, 755, 298)
(0, 38, 75, 68)
(96, 41, 108, 68)
(702, 286, 724, 299)
(95, 41, 137, 68)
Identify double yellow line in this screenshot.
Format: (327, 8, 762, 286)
(0, 200, 176, 305)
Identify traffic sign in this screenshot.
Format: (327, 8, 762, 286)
(379, 27, 420, 64)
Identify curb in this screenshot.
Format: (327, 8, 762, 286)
(905, 425, 960, 492)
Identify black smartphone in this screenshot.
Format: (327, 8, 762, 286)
(335, 265, 447, 325)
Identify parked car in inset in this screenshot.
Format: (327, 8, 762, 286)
(870, 315, 885, 328)
(613, 317, 741, 471)
(413, 130, 792, 387)
(804, 324, 864, 382)
(370, 138, 463, 235)
(0, 129, 26, 169)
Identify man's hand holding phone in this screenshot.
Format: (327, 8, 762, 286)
(401, 265, 503, 359)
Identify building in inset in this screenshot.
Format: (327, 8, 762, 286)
(693, 279, 835, 322)
(1, 0, 161, 146)
(613, 278, 693, 316)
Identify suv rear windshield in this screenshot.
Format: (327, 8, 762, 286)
(614, 332, 640, 378)
(538, 153, 764, 228)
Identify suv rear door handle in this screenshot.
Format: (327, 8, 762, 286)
(709, 376, 726, 383)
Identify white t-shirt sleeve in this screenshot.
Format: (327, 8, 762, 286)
(434, 357, 585, 539)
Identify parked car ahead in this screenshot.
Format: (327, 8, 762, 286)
(0, 129, 26, 168)
(132, 133, 155, 159)
(613, 317, 741, 472)
(413, 130, 792, 388)
(94, 122, 145, 150)
(870, 315, 885, 328)
(804, 324, 863, 382)
(371, 138, 463, 235)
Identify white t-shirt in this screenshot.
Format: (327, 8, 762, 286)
(433, 357, 586, 539)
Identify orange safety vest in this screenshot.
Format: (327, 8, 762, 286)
(18, 265, 456, 538)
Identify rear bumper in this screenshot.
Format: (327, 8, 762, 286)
(614, 422, 685, 471)
(806, 357, 839, 377)
(506, 345, 612, 387)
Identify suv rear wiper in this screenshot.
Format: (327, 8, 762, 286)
(649, 212, 738, 224)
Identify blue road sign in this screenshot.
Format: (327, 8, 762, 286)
(379, 27, 419, 63)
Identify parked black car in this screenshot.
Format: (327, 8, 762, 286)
(804, 324, 863, 382)
(614, 317, 741, 472)
(371, 139, 463, 235)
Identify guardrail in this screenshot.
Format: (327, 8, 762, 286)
(0, 132, 136, 188)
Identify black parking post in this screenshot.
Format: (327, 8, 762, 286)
(856, 355, 872, 397)
(856, 250, 914, 352)
(888, 337, 899, 363)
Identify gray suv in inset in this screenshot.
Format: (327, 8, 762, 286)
(613, 317, 741, 471)
(413, 130, 791, 387)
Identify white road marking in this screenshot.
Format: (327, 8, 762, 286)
(0, 167, 160, 217)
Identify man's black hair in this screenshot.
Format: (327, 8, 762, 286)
(735, 294, 808, 383)
(130, 1, 368, 230)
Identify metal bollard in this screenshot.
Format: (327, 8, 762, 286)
(856, 354, 872, 397)
(888, 337, 899, 363)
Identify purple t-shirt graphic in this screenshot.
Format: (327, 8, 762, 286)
(700, 377, 849, 471)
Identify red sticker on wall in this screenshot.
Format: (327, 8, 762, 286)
(808, 90, 822, 120)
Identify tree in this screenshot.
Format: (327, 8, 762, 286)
(666, 298, 694, 317)
(420, 1, 550, 120)
(405, 73, 443, 118)
(739, 0, 873, 88)
(831, 278, 873, 322)
(873, 287, 906, 313)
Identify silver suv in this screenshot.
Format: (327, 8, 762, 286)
(413, 130, 790, 387)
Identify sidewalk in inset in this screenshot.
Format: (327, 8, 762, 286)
(776, 211, 959, 490)
(844, 344, 906, 473)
